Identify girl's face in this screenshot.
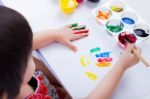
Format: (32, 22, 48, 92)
(22, 55, 36, 86)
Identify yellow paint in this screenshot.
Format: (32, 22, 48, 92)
(87, 56, 91, 65)
(80, 55, 87, 67)
(111, 6, 123, 12)
(86, 71, 97, 80)
(96, 62, 112, 67)
(60, 0, 78, 14)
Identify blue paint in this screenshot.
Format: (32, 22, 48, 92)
(95, 52, 112, 58)
(95, 54, 100, 58)
(122, 17, 135, 25)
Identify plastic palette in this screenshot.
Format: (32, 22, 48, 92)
(92, 0, 150, 47)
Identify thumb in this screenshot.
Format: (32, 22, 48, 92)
(126, 43, 135, 52)
(63, 40, 77, 51)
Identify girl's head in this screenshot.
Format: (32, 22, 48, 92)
(0, 6, 34, 99)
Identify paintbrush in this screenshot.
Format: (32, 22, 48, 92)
(124, 39, 150, 67)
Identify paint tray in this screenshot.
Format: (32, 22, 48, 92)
(92, 0, 150, 48)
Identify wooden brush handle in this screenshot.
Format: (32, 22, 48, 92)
(133, 48, 150, 67)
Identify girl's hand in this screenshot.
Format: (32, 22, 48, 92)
(117, 43, 140, 70)
(55, 24, 89, 51)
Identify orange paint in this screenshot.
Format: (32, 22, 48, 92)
(96, 62, 112, 67)
(97, 11, 110, 20)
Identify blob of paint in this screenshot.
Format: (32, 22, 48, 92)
(76, 0, 84, 3)
(80, 55, 91, 67)
(86, 71, 97, 80)
(111, 6, 123, 12)
(106, 21, 124, 33)
(80, 55, 86, 67)
(97, 58, 113, 62)
(97, 11, 111, 20)
(122, 17, 135, 25)
(90, 47, 101, 53)
(96, 62, 112, 67)
(118, 31, 137, 46)
(134, 29, 149, 37)
(95, 52, 111, 58)
(88, 0, 100, 2)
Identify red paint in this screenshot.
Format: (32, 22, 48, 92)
(74, 29, 89, 34)
(98, 58, 113, 62)
(76, 0, 84, 3)
(118, 31, 137, 46)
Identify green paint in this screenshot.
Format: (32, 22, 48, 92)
(90, 47, 101, 53)
(71, 23, 78, 27)
(106, 24, 124, 33)
(74, 25, 86, 30)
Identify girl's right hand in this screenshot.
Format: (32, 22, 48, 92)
(117, 43, 140, 70)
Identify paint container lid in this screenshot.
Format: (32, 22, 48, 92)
(60, 0, 78, 14)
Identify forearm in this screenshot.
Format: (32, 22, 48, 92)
(32, 29, 57, 50)
(87, 63, 126, 99)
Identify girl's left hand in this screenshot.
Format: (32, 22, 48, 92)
(55, 24, 89, 51)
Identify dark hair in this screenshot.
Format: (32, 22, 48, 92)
(0, 6, 33, 99)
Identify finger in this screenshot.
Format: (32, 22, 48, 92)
(126, 43, 135, 52)
(67, 23, 78, 28)
(62, 40, 77, 51)
(73, 33, 89, 40)
(134, 46, 141, 54)
(72, 25, 86, 30)
(73, 29, 89, 34)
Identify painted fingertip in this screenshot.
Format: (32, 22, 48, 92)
(73, 25, 86, 30)
(74, 29, 89, 34)
(71, 23, 78, 27)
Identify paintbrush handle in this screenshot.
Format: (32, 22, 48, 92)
(133, 48, 150, 67)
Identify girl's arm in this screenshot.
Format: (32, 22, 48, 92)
(86, 44, 140, 99)
(32, 24, 89, 51)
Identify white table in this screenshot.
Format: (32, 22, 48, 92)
(2, 0, 150, 99)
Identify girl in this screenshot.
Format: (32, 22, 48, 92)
(0, 6, 140, 99)
(0, 5, 88, 99)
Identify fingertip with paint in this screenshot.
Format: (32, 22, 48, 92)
(71, 23, 78, 27)
(74, 25, 86, 30)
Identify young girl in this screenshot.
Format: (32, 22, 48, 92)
(0, 6, 140, 99)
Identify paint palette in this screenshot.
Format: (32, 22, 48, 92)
(92, 0, 150, 48)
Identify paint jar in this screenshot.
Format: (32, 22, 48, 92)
(121, 11, 138, 26)
(96, 7, 111, 20)
(60, 0, 78, 14)
(106, 19, 124, 35)
(110, 0, 126, 13)
(133, 23, 150, 39)
(88, 0, 100, 3)
(118, 31, 137, 47)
